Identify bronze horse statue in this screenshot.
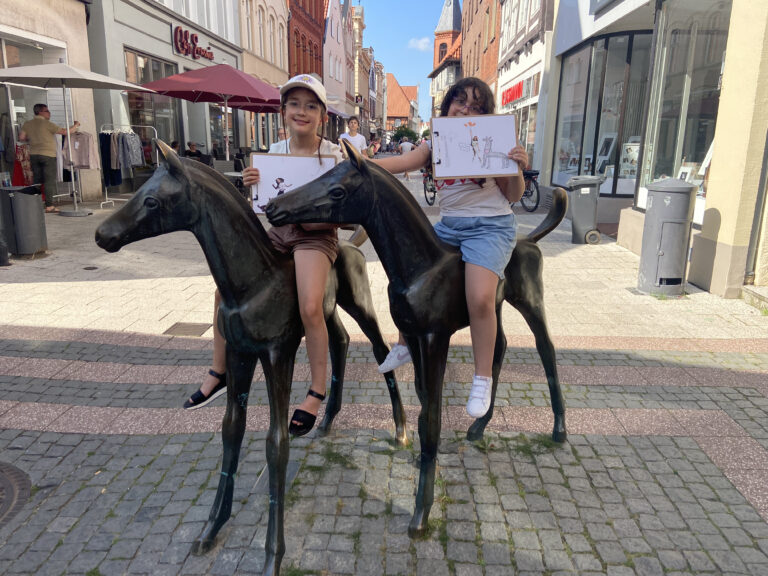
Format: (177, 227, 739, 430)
(95, 140, 406, 575)
(267, 140, 568, 537)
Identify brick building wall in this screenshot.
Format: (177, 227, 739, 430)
(288, 0, 324, 76)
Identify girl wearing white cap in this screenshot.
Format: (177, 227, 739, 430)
(185, 75, 343, 439)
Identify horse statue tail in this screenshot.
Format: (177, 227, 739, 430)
(525, 187, 568, 244)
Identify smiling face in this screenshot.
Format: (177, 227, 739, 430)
(282, 87, 325, 138)
(447, 86, 486, 117)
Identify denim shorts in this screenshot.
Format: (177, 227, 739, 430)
(433, 214, 517, 279)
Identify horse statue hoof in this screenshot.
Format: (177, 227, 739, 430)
(552, 414, 567, 443)
(465, 418, 487, 442)
(190, 537, 215, 556)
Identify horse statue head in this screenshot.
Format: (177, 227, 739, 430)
(95, 139, 256, 253)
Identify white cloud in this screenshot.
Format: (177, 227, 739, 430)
(408, 37, 431, 52)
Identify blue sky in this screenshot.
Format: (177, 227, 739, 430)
(357, 0, 456, 121)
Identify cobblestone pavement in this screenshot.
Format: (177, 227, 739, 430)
(0, 176, 767, 574)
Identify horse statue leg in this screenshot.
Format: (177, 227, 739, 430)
(318, 309, 349, 436)
(467, 305, 507, 441)
(335, 247, 408, 446)
(191, 348, 257, 555)
(505, 245, 567, 443)
(259, 345, 298, 576)
(404, 332, 450, 537)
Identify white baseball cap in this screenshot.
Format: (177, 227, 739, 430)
(279, 73, 327, 108)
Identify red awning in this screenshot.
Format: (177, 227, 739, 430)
(138, 63, 279, 106)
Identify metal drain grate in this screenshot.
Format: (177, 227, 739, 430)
(0, 462, 31, 529)
(163, 322, 213, 337)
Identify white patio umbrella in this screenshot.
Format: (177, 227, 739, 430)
(0, 63, 154, 216)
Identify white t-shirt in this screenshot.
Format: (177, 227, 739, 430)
(399, 141, 415, 154)
(435, 177, 512, 218)
(269, 137, 344, 163)
(339, 132, 367, 153)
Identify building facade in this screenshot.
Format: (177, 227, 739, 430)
(430, 0, 463, 118)
(461, 0, 501, 95)
(323, 0, 349, 140)
(496, 0, 555, 169)
(87, 0, 243, 178)
(539, 0, 768, 296)
(240, 0, 289, 151)
(0, 0, 101, 200)
(287, 0, 323, 76)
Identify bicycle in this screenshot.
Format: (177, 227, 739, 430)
(520, 169, 540, 212)
(422, 167, 436, 206)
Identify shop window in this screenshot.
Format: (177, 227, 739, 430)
(552, 33, 651, 193)
(553, 45, 591, 185)
(640, 0, 732, 222)
(257, 7, 265, 57)
(124, 48, 181, 160)
(269, 16, 276, 63)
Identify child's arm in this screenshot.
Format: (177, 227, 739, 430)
(496, 145, 529, 203)
(371, 141, 431, 174)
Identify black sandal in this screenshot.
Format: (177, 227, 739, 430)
(183, 369, 227, 410)
(289, 388, 326, 437)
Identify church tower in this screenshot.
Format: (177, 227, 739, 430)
(434, 0, 462, 69)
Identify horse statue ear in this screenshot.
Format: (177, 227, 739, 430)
(156, 139, 187, 180)
(341, 138, 366, 171)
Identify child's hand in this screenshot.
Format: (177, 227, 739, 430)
(242, 166, 260, 187)
(507, 145, 529, 171)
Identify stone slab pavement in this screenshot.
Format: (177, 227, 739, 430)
(0, 175, 766, 575)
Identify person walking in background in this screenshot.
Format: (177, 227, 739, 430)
(398, 137, 415, 181)
(339, 116, 367, 154)
(19, 103, 80, 213)
(170, 141, 180, 154)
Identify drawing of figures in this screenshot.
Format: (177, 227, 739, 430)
(471, 135, 479, 161)
(273, 177, 293, 195)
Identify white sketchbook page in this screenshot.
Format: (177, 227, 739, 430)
(431, 114, 518, 179)
(249, 154, 337, 213)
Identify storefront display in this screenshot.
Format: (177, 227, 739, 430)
(637, 0, 732, 223)
(552, 32, 652, 195)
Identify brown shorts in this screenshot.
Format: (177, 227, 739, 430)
(268, 224, 338, 264)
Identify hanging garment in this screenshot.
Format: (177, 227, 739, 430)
(110, 132, 120, 170)
(63, 132, 93, 169)
(12, 144, 33, 186)
(119, 132, 144, 167)
(99, 132, 122, 187)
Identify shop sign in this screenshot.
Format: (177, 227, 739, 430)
(173, 26, 214, 61)
(502, 81, 523, 106)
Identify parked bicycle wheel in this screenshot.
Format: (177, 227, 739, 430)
(520, 177, 540, 212)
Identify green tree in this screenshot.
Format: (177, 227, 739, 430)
(421, 128, 431, 140)
(392, 125, 418, 145)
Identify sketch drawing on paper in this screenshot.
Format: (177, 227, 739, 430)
(250, 154, 336, 214)
(431, 114, 518, 179)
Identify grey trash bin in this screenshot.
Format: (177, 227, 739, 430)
(567, 175, 602, 244)
(637, 178, 697, 296)
(0, 185, 47, 256)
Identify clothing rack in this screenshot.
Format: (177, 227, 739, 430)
(98, 123, 159, 208)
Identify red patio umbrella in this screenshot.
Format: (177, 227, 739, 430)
(139, 64, 280, 160)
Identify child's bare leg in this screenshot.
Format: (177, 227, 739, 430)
(293, 249, 332, 419)
(465, 263, 499, 378)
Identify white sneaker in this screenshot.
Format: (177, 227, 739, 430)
(378, 343, 412, 373)
(466, 375, 493, 418)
